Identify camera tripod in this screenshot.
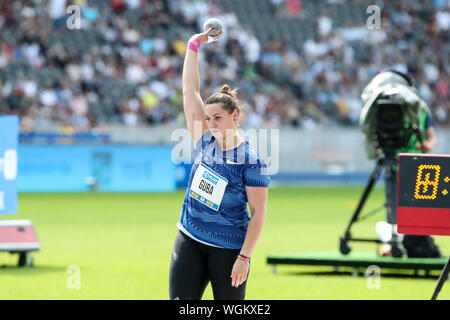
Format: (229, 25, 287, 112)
(431, 256, 450, 300)
(339, 152, 405, 258)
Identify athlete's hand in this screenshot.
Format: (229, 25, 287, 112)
(231, 258, 249, 288)
(190, 27, 224, 46)
(416, 140, 433, 153)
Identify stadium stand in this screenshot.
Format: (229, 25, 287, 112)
(0, 0, 448, 133)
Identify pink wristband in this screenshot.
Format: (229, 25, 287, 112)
(187, 38, 200, 53)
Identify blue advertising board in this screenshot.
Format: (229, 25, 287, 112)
(0, 116, 19, 215)
(18, 145, 176, 192)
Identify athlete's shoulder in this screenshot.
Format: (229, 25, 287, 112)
(195, 130, 214, 150)
(244, 144, 267, 167)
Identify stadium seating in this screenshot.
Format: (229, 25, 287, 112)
(0, 0, 448, 131)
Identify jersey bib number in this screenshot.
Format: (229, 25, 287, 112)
(190, 163, 228, 211)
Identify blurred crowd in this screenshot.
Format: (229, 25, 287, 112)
(0, 0, 448, 133)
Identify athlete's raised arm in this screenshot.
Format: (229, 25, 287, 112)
(182, 28, 223, 144)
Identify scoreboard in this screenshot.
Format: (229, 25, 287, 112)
(397, 153, 450, 236)
(0, 116, 19, 215)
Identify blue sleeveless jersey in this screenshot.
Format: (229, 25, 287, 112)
(177, 130, 270, 249)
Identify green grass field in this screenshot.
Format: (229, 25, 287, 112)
(0, 186, 449, 300)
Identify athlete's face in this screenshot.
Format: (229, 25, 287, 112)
(204, 103, 238, 139)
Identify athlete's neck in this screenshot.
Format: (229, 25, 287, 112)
(217, 130, 245, 151)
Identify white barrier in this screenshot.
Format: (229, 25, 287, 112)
(105, 125, 450, 175)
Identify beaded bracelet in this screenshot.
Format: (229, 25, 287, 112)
(238, 254, 250, 261)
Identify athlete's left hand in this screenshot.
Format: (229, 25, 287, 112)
(231, 258, 249, 288)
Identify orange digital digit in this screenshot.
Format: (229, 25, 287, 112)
(398, 154, 450, 237)
(414, 164, 441, 200)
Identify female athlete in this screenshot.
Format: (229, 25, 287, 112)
(169, 27, 270, 300)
